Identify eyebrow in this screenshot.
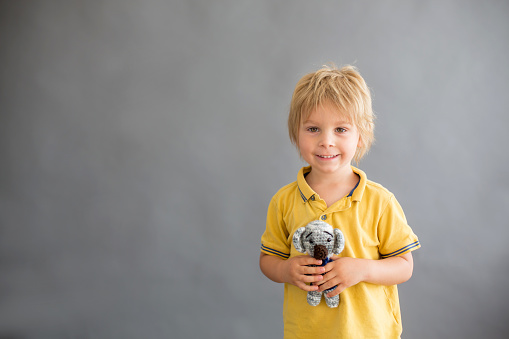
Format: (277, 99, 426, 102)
(302, 119, 353, 126)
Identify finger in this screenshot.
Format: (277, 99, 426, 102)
(326, 286, 343, 297)
(302, 265, 325, 275)
(304, 274, 324, 284)
(298, 282, 319, 292)
(317, 276, 338, 292)
(302, 258, 323, 266)
(317, 281, 334, 292)
(322, 263, 334, 273)
(319, 280, 343, 294)
(324, 257, 342, 270)
(294, 255, 322, 266)
(319, 270, 336, 284)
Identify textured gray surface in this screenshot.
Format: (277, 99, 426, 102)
(1, 1, 508, 338)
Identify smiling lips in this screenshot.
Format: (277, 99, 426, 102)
(317, 154, 339, 159)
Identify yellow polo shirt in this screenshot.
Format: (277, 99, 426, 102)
(261, 166, 420, 339)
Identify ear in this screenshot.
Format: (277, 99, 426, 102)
(332, 228, 345, 255)
(292, 227, 306, 253)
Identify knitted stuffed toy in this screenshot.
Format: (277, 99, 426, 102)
(292, 220, 345, 308)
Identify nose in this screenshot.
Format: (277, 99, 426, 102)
(319, 131, 335, 147)
(313, 244, 328, 260)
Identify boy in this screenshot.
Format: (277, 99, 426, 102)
(259, 65, 420, 338)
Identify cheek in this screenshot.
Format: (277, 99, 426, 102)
(343, 135, 361, 152)
(297, 134, 305, 147)
(297, 138, 310, 154)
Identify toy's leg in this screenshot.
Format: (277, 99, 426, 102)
(307, 291, 322, 306)
(324, 294, 339, 308)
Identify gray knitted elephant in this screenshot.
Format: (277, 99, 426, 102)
(292, 220, 345, 308)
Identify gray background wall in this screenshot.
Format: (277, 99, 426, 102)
(1, 1, 508, 338)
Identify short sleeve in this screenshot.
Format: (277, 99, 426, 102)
(260, 196, 291, 259)
(377, 195, 420, 258)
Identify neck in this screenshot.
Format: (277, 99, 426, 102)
(306, 166, 356, 187)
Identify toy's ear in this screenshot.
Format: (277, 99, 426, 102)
(332, 228, 345, 255)
(292, 227, 306, 253)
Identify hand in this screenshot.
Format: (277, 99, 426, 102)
(315, 252, 414, 296)
(281, 255, 326, 292)
(317, 256, 366, 297)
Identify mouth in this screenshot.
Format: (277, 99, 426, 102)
(316, 154, 339, 159)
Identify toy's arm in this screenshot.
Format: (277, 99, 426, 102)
(259, 253, 325, 292)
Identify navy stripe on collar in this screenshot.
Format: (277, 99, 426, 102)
(298, 186, 307, 202)
(347, 177, 360, 197)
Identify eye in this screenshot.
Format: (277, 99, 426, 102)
(309, 239, 314, 244)
(336, 127, 346, 133)
(307, 127, 319, 133)
(327, 238, 332, 242)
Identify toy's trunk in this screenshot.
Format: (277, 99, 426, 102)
(313, 245, 328, 260)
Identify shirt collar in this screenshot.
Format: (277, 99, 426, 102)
(350, 166, 366, 202)
(296, 166, 314, 203)
(296, 165, 367, 203)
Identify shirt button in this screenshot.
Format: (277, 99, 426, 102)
(321, 215, 327, 220)
(310, 195, 315, 201)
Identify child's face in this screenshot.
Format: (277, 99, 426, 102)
(298, 102, 361, 177)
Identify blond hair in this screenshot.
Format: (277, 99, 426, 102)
(288, 64, 375, 163)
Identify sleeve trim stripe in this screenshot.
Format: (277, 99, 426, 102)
(261, 244, 290, 259)
(380, 241, 420, 258)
